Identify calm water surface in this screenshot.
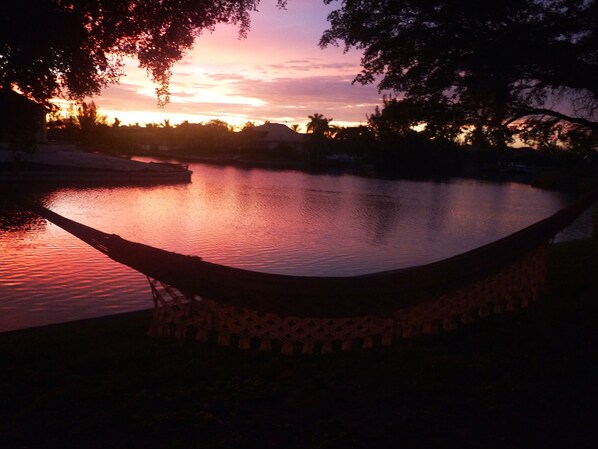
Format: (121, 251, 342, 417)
(0, 161, 586, 332)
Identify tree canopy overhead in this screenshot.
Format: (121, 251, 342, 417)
(1, 0, 282, 106)
(321, 0, 598, 149)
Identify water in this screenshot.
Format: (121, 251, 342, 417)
(0, 161, 587, 333)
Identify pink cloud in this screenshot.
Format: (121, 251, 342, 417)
(94, 1, 384, 127)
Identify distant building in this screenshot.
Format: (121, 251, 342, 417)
(0, 90, 47, 145)
(250, 123, 306, 153)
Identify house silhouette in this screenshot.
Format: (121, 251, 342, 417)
(0, 90, 47, 145)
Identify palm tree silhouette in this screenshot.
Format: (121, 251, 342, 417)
(306, 113, 332, 136)
(306, 113, 333, 164)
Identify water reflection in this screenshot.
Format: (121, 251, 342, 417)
(354, 194, 398, 246)
(0, 205, 45, 234)
(0, 161, 580, 332)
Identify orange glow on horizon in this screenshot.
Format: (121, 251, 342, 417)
(50, 1, 382, 130)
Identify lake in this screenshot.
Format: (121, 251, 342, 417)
(0, 160, 590, 333)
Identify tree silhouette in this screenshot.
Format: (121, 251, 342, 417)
(76, 101, 109, 146)
(332, 125, 376, 161)
(306, 113, 332, 137)
(76, 101, 107, 129)
(242, 121, 256, 131)
(1, 1, 286, 106)
(321, 0, 597, 149)
(368, 96, 463, 143)
(306, 113, 333, 163)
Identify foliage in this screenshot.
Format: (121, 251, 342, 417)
(0, 1, 289, 106)
(332, 125, 376, 160)
(321, 0, 598, 149)
(306, 113, 334, 163)
(364, 96, 463, 174)
(306, 113, 333, 137)
(241, 121, 256, 131)
(46, 115, 78, 144)
(368, 95, 462, 143)
(76, 101, 108, 129)
(518, 116, 598, 157)
(47, 100, 109, 146)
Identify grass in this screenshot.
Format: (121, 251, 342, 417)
(1, 240, 597, 449)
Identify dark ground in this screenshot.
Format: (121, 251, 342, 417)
(1, 240, 597, 449)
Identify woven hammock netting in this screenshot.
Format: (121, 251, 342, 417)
(28, 189, 597, 354)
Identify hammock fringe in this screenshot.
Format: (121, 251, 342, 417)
(145, 242, 548, 353)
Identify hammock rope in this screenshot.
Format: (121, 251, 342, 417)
(27, 188, 597, 354)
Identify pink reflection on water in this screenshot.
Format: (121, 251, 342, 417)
(0, 163, 576, 332)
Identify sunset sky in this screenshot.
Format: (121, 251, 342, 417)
(87, 1, 385, 131)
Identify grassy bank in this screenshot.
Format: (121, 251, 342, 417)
(1, 240, 597, 449)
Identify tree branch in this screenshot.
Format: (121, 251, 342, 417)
(515, 108, 598, 133)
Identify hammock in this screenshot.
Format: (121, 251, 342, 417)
(27, 189, 597, 353)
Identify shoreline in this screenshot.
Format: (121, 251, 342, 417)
(0, 145, 192, 185)
(138, 150, 596, 194)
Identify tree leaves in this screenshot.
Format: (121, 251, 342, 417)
(0, 0, 267, 106)
(321, 0, 598, 149)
